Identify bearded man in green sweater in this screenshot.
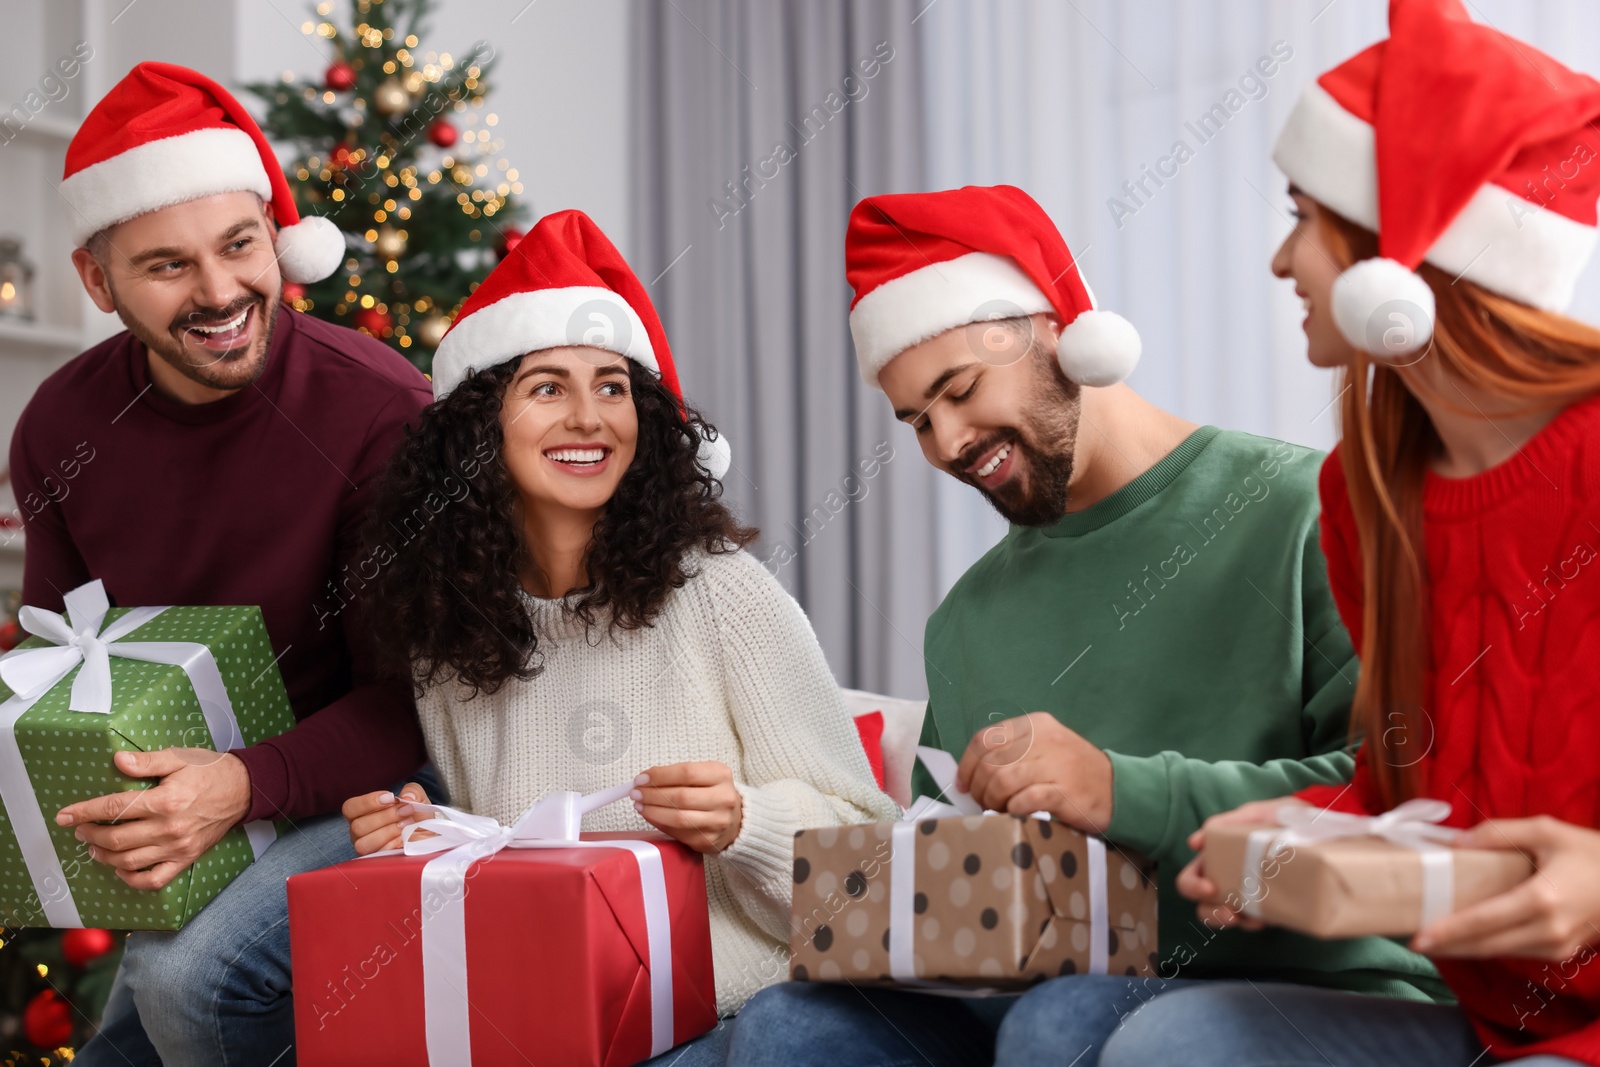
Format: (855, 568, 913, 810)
(725, 186, 1444, 1067)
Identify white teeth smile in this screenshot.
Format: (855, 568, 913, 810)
(975, 442, 1011, 479)
(1301, 295, 1312, 312)
(545, 448, 606, 464)
(188, 308, 250, 334)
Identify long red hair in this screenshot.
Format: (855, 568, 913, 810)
(1317, 207, 1600, 807)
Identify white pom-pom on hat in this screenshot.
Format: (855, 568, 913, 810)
(275, 215, 346, 283)
(695, 430, 732, 481)
(1330, 257, 1436, 361)
(1056, 309, 1141, 387)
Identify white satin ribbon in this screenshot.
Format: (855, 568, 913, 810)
(1240, 798, 1460, 927)
(0, 580, 277, 927)
(1086, 835, 1109, 974)
(393, 782, 674, 1066)
(887, 820, 918, 979)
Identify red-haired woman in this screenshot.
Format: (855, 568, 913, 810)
(1105, 3, 1600, 1066)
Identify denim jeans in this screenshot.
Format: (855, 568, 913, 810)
(727, 981, 1017, 1067)
(78, 768, 442, 1067)
(1098, 981, 1586, 1067)
(993, 972, 1200, 1065)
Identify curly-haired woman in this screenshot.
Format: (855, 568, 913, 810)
(338, 209, 897, 1065)
(1104, 3, 1600, 1066)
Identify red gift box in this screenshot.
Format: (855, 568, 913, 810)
(288, 829, 717, 1067)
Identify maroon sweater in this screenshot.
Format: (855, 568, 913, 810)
(7, 307, 430, 823)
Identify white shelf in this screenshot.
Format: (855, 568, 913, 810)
(0, 317, 85, 353)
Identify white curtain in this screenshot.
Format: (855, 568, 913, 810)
(919, 0, 1600, 593)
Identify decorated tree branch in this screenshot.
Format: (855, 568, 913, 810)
(243, 0, 529, 373)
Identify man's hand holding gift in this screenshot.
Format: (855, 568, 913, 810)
(54, 747, 253, 891)
(954, 711, 1114, 832)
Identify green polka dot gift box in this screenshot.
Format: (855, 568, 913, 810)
(789, 814, 1159, 989)
(0, 583, 294, 931)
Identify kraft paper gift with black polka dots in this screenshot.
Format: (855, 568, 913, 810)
(0, 604, 295, 930)
(789, 814, 1158, 990)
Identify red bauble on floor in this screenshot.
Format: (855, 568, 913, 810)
(61, 928, 116, 967)
(23, 989, 74, 1048)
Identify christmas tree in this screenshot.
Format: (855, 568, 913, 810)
(244, 0, 529, 374)
(0, 927, 121, 1063)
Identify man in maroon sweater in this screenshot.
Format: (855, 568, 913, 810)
(8, 64, 431, 1066)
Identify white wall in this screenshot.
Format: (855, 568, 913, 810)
(231, 0, 634, 251)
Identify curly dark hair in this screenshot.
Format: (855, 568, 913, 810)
(357, 358, 757, 696)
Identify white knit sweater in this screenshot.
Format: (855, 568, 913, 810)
(414, 547, 899, 1016)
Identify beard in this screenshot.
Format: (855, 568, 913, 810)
(956, 351, 1082, 527)
(113, 284, 280, 393)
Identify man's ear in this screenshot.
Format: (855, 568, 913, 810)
(70, 247, 116, 313)
(1040, 312, 1063, 345)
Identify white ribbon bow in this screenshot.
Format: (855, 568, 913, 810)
(0, 579, 276, 928)
(389, 782, 676, 1066)
(1241, 798, 1460, 927)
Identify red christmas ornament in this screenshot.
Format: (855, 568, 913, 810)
(61, 927, 116, 967)
(354, 306, 393, 338)
(23, 989, 73, 1049)
(0, 617, 21, 652)
(496, 226, 525, 259)
(330, 143, 355, 170)
(427, 118, 457, 148)
(325, 62, 357, 92)
(281, 282, 307, 306)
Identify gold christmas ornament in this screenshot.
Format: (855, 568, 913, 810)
(373, 77, 412, 116)
(374, 225, 407, 261)
(414, 312, 450, 349)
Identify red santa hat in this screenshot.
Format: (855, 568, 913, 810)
(1274, 0, 1600, 358)
(844, 184, 1139, 389)
(433, 209, 731, 479)
(61, 62, 344, 284)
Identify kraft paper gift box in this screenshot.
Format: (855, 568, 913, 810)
(0, 580, 292, 930)
(289, 787, 718, 1067)
(1203, 800, 1535, 939)
(789, 812, 1159, 989)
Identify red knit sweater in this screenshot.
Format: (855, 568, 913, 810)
(1299, 392, 1600, 1064)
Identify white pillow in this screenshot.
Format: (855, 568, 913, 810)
(839, 687, 927, 810)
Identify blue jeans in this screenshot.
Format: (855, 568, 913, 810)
(1098, 982, 1586, 1067)
(76, 811, 357, 1067)
(727, 973, 1200, 1067)
(994, 973, 1199, 1065)
(727, 981, 1018, 1066)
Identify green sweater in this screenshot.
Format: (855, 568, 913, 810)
(912, 426, 1447, 1002)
